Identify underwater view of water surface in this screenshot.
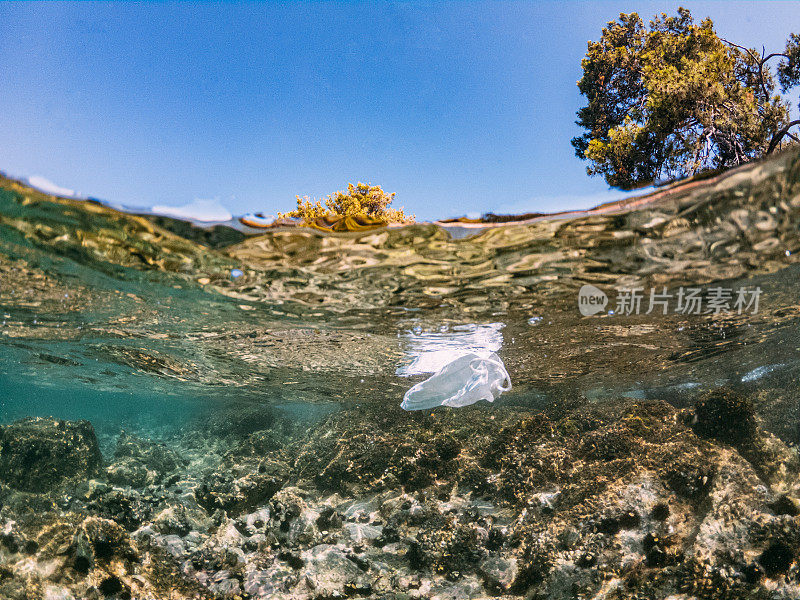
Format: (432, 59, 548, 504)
(2, 150, 800, 599)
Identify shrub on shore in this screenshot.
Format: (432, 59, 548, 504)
(279, 182, 414, 225)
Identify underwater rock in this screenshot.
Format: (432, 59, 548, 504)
(286, 398, 800, 597)
(479, 555, 518, 591)
(207, 574, 241, 597)
(196, 457, 288, 515)
(1, 396, 799, 599)
(409, 515, 487, 580)
(243, 564, 297, 598)
(113, 431, 185, 476)
(692, 388, 800, 487)
(106, 458, 153, 488)
(151, 503, 211, 537)
(231, 428, 286, 456)
(105, 432, 186, 488)
(86, 488, 155, 531)
(0, 417, 103, 493)
(204, 402, 278, 437)
(302, 544, 370, 597)
(295, 408, 467, 495)
(268, 487, 320, 548)
(343, 521, 383, 543)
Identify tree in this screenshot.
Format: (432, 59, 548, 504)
(572, 8, 800, 189)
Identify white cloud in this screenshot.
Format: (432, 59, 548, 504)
(150, 198, 233, 222)
(26, 175, 79, 198)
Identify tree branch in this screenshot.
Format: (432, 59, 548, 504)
(720, 38, 789, 102)
(767, 119, 800, 154)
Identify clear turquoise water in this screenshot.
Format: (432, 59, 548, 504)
(1, 150, 800, 447)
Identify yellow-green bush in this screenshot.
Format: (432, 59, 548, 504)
(279, 183, 414, 224)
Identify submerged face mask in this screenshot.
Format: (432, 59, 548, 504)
(400, 352, 512, 411)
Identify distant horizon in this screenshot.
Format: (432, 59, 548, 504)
(1, 1, 798, 220)
(6, 169, 650, 224)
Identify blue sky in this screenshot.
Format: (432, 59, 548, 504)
(1, 2, 798, 221)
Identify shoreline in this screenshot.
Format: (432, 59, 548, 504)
(3, 155, 773, 241)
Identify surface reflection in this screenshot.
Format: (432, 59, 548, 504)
(396, 322, 506, 376)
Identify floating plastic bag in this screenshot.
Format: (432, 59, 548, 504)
(400, 352, 512, 411)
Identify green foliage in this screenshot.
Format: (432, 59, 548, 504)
(573, 8, 800, 188)
(279, 182, 413, 224)
(778, 34, 800, 92)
